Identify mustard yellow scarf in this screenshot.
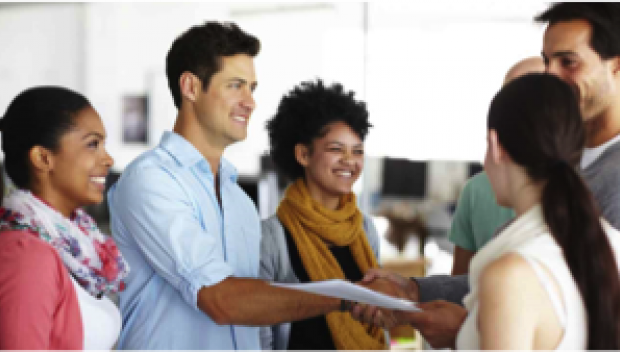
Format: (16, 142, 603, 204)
(277, 178, 386, 350)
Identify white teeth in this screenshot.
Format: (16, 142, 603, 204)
(90, 177, 106, 184)
(232, 116, 247, 122)
(335, 171, 352, 177)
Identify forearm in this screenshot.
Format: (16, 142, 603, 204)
(198, 277, 339, 326)
(451, 247, 475, 276)
(412, 274, 469, 305)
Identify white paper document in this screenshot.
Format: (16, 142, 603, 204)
(272, 279, 420, 312)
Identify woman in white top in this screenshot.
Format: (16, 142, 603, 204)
(456, 73, 620, 349)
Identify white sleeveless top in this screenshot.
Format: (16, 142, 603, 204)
(456, 206, 620, 349)
(70, 277, 122, 349)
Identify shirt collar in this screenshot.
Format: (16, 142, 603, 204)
(159, 131, 238, 182)
(581, 132, 620, 170)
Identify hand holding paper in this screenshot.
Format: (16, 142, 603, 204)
(271, 279, 419, 312)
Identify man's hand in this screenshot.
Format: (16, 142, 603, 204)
(397, 300, 467, 349)
(349, 269, 418, 329)
(361, 268, 419, 302)
(349, 276, 406, 329)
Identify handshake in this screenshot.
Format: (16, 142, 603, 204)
(351, 269, 468, 349)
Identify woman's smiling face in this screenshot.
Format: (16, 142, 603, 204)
(298, 121, 364, 204)
(46, 106, 114, 215)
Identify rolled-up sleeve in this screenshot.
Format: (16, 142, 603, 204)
(110, 166, 234, 310)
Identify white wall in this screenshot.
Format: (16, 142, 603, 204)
(83, 3, 230, 171)
(0, 2, 550, 172)
(365, 2, 548, 163)
(0, 3, 84, 123)
(226, 3, 366, 175)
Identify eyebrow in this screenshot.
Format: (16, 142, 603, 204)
(542, 50, 579, 60)
(82, 132, 105, 140)
(228, 77, 258, 90)
(326, 141, 364, 148)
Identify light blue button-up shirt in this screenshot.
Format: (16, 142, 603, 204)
(108, 131, 261, 350)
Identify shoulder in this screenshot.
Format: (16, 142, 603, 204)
(585, 144, 620, 179)
(601, 139, 620, 161)
(463, 172, 492, 194)
(362, 212, 375, 230)
(468, 171, 490, 186)
(259, 215, 289, 279)
(110, 154, 191, 204)
(362, 213, 379, 239)
(480, 253, 530, 279)
(478, 253, 539, 300)
(0, 230, 67, 287)
(261, 214, 284, 234)
(0, 231, 63, 265)
(120, 150, 182, 186)
(453, 174, 485, 213)
(261, 215, 286, 248)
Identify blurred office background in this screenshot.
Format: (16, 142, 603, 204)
(0, 1, 547, 347)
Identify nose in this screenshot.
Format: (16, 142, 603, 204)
(242, 88, 256, 111)
(546, 61, 562, 77)
(103, 149, 114, 169)
(341, 151, 354, 165)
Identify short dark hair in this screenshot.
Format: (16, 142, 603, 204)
(535, 3, 620, 59)
(0, 86, 91, 189)
(266, 79, 372, 181)
(166, 21, 260, 109)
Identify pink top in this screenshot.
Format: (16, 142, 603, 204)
(0, 230, 83, 349)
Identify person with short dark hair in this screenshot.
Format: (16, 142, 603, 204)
(108, 22, 396, 349)
(537, 3, 620, 231)
(165, 22, 260, 110)
(260, 79, 385, 349)
(0, 86, 128, 349)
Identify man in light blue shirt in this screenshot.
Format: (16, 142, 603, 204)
(107, 22, 395, 350)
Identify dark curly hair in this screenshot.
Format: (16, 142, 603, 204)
(266, 79, 372, 181)
(166, 21, 260, 109)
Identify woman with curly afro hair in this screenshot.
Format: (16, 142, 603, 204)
(260, 79, 386, 350)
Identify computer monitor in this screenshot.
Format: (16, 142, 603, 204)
(381, 158, 427, 199)
(468, 161, 484, 178)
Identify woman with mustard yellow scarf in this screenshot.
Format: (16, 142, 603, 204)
(260, 79, 385, 350)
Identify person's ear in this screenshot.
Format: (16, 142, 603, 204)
(488, 130, 506, 165)
(29, 146, 54, 173)
(179, 72, 201, 103)
(612, 57, 620, 76)
(294, 143, 311, 168)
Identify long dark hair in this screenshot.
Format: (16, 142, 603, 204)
(488, 73, 620, 349)
(0, 86, 91, 189)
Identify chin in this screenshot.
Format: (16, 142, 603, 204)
(333, 187, 353, 197)
(85, 193, 104, 206)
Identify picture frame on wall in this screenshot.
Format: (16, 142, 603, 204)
(122, 94, 148, 144)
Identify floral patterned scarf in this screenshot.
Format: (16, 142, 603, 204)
(0, 189, 129, 297)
